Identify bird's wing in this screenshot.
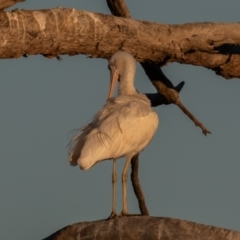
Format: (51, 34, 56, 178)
(69, 95, 159, 165)
(95, 96, 159, 153)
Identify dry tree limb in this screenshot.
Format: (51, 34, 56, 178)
(42, 216, 240, 240)
(142, 63, 211, 135)
(0, 8, 240, 78)
(178, 101, 210, 135)
(0, 0, 24, 10)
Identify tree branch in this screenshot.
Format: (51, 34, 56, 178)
(42, 216, 240, 240)
(0, 8, 240, 79)
(142, 63, 211, 135)
(0, 0, 24, 10)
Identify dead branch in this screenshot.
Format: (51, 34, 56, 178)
(42, 216, 240, 240)
(142, 63, 211, 135)
(0, 8, 240, 78)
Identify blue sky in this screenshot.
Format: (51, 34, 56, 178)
(0, 1, 240, 239)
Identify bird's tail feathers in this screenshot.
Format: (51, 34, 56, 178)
(68, 128, 112, 168)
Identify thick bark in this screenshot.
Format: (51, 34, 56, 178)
(0, 0, 24, 10)
(0, 8, 240, 78)
(42, 216, 240, 240)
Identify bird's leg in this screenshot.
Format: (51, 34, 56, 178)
(131, 154, 149, 216)
(121, 156, 132, 216)
(108, 159, 118, 219)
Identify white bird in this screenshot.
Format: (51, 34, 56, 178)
(68, 51, 159, 218)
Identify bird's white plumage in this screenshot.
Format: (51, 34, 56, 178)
(69, 94, 158, 170)
(68, 51, 159, 216)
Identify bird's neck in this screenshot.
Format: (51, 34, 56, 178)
(118, 68, 137, 96)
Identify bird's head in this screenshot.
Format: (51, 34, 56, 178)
(107, 51, 136, 99)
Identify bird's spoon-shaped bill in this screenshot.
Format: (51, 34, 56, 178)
(108, 66, 118, 99)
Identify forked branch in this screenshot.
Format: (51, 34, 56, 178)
(142, 63, 211, 135)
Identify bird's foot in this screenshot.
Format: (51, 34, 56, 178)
(118, 211, 142, 217)
(107, 211, 118, 220)
(107, 211, 144, 220)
